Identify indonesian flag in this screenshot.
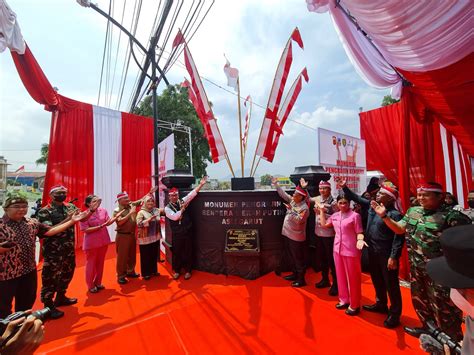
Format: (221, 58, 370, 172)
(223, 57, 239, 92)
(14, 165, 25, 175)
(173, 30, 228, 163)
(255, 28, 305, 162)
(242, 95, 252, 153)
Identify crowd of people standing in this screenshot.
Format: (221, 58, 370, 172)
(0, 173, 473, 353)
(272, 175, 473, 353)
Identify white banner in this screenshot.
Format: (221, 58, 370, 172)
(151, 134, 175, 208)
(318, 128, 366, 195)
(151, 134, 175, 254)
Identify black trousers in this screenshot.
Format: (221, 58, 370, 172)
(139, 241, 159, 277)
(368, 248, 402, 316)
(287, 237, 306, 283)
(172, 235, 192, 273)
(315, 235, 337, 285)
(0, 270, 37, 319)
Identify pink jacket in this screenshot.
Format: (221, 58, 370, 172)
(329, 210, 363, 257)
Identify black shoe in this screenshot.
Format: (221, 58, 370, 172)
(118, 277, 128, 284)
(126, 272, 140, 278)
(152, 272, 160, 277)
(404, 326, 426, 338)
(274, 269, 282, 276)
(345, 307, 360, 316)
(96, 284, 105, 290)
(291, 281, 306, 288)
(362, 303, 389, 314)
(335, 303, 350, 310)
(384, 315, 400, 329)
(54, 296, 78, 307)
(284, 274, 297, 281)
(143, 275, 151, 280)
(315, 279, 330, 288)
(328, 284, 338, 296)
(49, 307, 65, 320)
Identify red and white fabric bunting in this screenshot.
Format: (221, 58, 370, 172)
(267, 68, 309, 162)
(255, 28, 305, 162)
(173, 31, 227, 163)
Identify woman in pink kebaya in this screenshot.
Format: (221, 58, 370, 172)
(317, 194, 367, 316)
(80, 195, 124, 293)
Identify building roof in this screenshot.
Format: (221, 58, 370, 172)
(7, 171, 46, 178)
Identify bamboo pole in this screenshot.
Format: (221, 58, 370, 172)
(237, 77, 244, 177)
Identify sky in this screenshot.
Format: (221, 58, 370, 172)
(0, 0, 389, 179)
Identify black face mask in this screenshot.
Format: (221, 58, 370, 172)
(468, 200, 474, 208)
(53, 195, 67, 203)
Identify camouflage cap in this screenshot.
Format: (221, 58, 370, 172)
(3, 196, 28, 208)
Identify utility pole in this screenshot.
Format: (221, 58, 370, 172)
(78, 0, 172, 201)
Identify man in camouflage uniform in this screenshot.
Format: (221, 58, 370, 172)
(37, 185, 80, 319)
(372, 182, 471, 342)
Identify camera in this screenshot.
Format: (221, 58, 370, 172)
(424, 320, 462, 354)
(0, 308, 51, 335)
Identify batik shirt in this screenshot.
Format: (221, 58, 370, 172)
(0, 215, 49, 281)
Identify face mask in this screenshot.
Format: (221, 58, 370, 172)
(53, 195, 67, 203)
(468, 200, 474, 208)
(450, 288, 474, 318)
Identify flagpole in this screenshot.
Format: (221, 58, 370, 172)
(252, 157, 261, 177)
(237, 77, 244, 177)
(242, 97, 252, 161)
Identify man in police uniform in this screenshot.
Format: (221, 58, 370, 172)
(37, 185, 83, 319)
(371, 182, 471, 341)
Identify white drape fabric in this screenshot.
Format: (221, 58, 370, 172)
(451, 135, 464, 207)
(440, 124, 453, 194)
(306, 0, 474, 98)
(93, 106, 122, 241)
(0, 0, 25, 54)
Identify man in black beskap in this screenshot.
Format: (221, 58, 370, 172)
(338, 178, 404, 328)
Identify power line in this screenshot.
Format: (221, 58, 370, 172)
(97, 0, 113, 106)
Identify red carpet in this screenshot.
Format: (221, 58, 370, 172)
(34, 245, 423, 354)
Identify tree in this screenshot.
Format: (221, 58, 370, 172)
(381, 95, 399, 107)
(260, 174, 272, 186)
(134, 84, 210, 177)
(36, 143, 49, 165)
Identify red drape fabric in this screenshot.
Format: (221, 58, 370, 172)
(397, 53, 474, 157)
(121, 112, 154, 200)
(10, 44, 58, 109)
(360, 98, 450, 197)
(42, 104, 94, 207)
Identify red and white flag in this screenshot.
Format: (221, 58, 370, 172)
(173, 30, 228, 163)
(268, 68, 309, 161)
(223, 57, 239, 92)
(14, 165, 25, 175)
(255, 28, 304, 162)
(242, 95, 252, 153)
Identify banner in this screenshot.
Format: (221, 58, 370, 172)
(318, 128, 366, 195)
(151, 133, 175, 209)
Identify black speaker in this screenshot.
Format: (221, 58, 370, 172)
(161, 169, 195, 189)
(231, 177, 255, 191)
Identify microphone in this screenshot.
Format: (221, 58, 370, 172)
(69, 198, 78, 204)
